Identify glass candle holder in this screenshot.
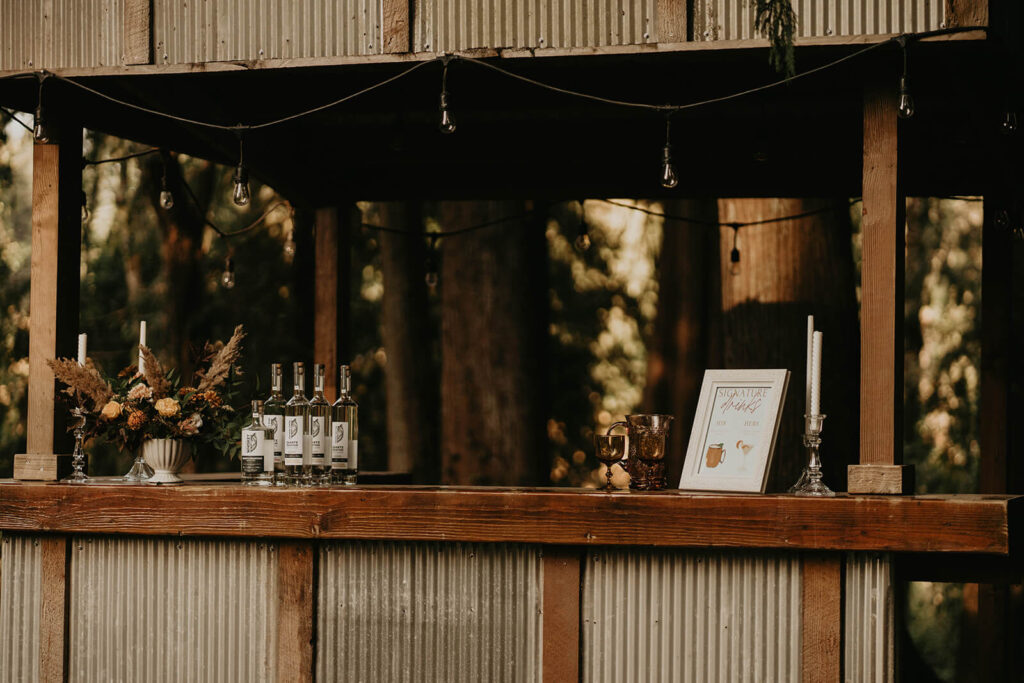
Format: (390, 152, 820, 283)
(789, 413, 835, 497)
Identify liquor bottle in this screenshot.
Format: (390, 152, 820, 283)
(264, 363, 287, 486)
(308, 364, 330, 485)
(284, 362, 310, 486)
(241, 400, 275, 486)
(330, 364, 359, 485)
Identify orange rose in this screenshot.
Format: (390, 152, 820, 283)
(126, 410, 147, 430)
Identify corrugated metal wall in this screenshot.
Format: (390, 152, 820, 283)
(412, 0, 657, 52)
(692, 0, 946, 41)
(582, 549, 802, 682)
(67, 536, 278, 683)
(0, 0, 124, 71)
(0, 535, 41, 683)
(317, 541, 543, 682)
(152, 0, 383, 64)
(844, 553, 894, 683)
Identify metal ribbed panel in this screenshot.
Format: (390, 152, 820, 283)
(583, 549, 801, 682)
(0, 0, 124, 71)
(317, 541, 543, 682)
(152, 0, 382, 64)
(0, 535, 41, 683)
(412, 0, 657, 52)
(844, 553, 894, 683)
(68, 536, 277, 683)
(693, 0, 945, 41)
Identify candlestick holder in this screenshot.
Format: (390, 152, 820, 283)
(123, 449, 154, 482)
(789, 413, 834, 497)
(61, 407, 89, 483)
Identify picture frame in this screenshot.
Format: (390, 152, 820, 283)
(678, 369, 791, 493)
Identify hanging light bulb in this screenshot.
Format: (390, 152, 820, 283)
(232, 164, 250, 206)
(1001, 110, 1018, 135)
(221, 255, 236, 289)
(33, 77, 49, 143)
(729, 225, 741, 276)
(438, 58, 456, 134)
(80, 190, 90, 222)
(425, 235, 440, 289)
(159, 173, 174, 210)
(575, 200, 591, 252)
(660, 115, 678, 189)
(283, 229, 297, 258)
(896, 38, 914, 119)
(425, 270, 439, 289)
(995, 209, 1010, 230)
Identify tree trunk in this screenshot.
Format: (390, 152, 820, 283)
(716, 198, 859, 492)
(643, 199, 721, 486)
(371, 201, 439, 482)
(440, 201, 547, 486)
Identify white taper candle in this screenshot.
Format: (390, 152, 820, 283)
(805, 315, 814, 416)
(139, 320, 147, 374)
(77, 333, 87, 367)
(810, 330, 823, 415)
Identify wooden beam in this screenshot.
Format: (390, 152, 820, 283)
(381, 0, 410, 53)
(0, 484, 1018, 555)
(542, 549, 581, 683)
(122, 0, 152, 65)
(801, 553, 842, 683)
(856, 71, 905, 486)
(39, 535, 70, 682)
(23, 123, 81, 478)
(276, 540, 315, 683)
(656, 0, 686, 44)
(313, 207, 351, 400)
(847, 464, 914, 494)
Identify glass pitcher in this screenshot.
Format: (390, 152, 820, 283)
(606, 414, 674, 490)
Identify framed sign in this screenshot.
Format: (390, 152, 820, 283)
(678, 369, 790, 493)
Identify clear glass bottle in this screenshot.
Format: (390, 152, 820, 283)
(330, 364, 359, 485)
(308, 363, 330, 485)
(264, 363, 287, 486)
(241, 400, 275, 486)
(284, 362, 310, 486)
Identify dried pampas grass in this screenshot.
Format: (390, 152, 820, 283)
(196, 325, 246, 392)
(139, 345, 172, 398)
(47, 358, 114, 410)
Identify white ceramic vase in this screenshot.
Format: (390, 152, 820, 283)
(142, 439, 191, 485)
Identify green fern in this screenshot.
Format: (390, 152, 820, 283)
(754, 0, 798, 76)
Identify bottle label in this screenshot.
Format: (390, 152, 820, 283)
(266, 415, 284, 462)
(310, 416, 326, 464)
(284, 415, 303, 465)
(241, 428, 264, 474)
(331, 421, 348, 469)
(349, 440, 358, 470)
(302, 434, 312, 467)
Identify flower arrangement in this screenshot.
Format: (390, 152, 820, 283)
(48, 325, 246, 459)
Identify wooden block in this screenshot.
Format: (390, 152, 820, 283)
(13, 453, 72, 481)
(656, 0, 686, 44)
(277, 540, 314, 683)
(847, 464, 915, 494)
(945, 0, 988, 27)
(122, 0, 152, 65)
(39, 536, 70, 682)
(381, 0, 410, 53)
(542, 549, 581, 683)
(801, 553, 841, 683)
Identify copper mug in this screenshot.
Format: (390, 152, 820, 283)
(606, 414, 674, 490)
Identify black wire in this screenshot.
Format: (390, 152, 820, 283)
(82, 147, 159, 166)
(0, 107, 33, 133)
(598, 198, 860, 228)
(177, 169, 289, 238)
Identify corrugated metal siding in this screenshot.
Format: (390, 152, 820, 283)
(317, 541, 543, 683)
(152, 0, 382, 64)
(412, 0, 657, 52)
(0, 535, 41, 683)
(68, 536, 277, 683)
(844, 552, 894, 683)
(582, 549, 802, 682)
(693, 0, 946, 41)
(0, 0, 124, 71)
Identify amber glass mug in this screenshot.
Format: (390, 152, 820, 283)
(606, 414, 674, 490)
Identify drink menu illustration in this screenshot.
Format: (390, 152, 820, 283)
(696, 385, 774, 479)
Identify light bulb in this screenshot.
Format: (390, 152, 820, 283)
(283, 231, 296, 258)
(439, 93, 456, 134)
(995, 209, 1010, 230)
(221, 257, 236, 289)
(425, 270, 439, 289)
(1001, 110, 1018, 135)
(730, 247, 741, 276)
(660, 146, 678, 189)
(80, 191, 89, 222)
(575, 230, 591, 252)
(232, 165, 250, 206)
(159, 183, 174, 210)
(897, 77, 914, 119)
(33, 106, 48, 144)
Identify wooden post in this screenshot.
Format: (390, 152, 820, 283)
(381, 0, 410, 53)
(313, 207, 351, 401)
(801, 553, 842, 683)
(277, 540, 315, 683)
(122, 0, 152, 65)
(656, 0, 687, 44)
(39, 536, 71, 682)
(849, 75, 914, 494)
(542, 549, 581, 683)
(15, 121, 82, 481)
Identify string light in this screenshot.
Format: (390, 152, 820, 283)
(995, 209, 1010, 230)
(232, 132, 250, 206)
(425, 235, 439, 290)
(660, 115, 678, 189)
(33, 76, 49, 143)
(80, 190, 90, 222)
(729, 224, 741, 276)
(575, 200, 591, 251)
(438, 57, 456, 134)
(283, 229, 296, 258)
(1001, 110, 1018, 135)
(159, 155, 174, 210)
(221, 255, 236, 289)
(896, 37, 915, 119)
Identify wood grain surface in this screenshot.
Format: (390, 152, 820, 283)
(39, 535, 70, 682)
(276, 541, 315, 683)
(542, 548, 581, 683)
(0, 483, 1018, 554)
(801, 553, 842, 683)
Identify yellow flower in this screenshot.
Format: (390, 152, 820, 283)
(127, 383, 153, 401)
(154, 397, 181, 418)
(126, 410, 147, 430)
(202, 390, 222, 408)
(100, 400, 122, 420)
